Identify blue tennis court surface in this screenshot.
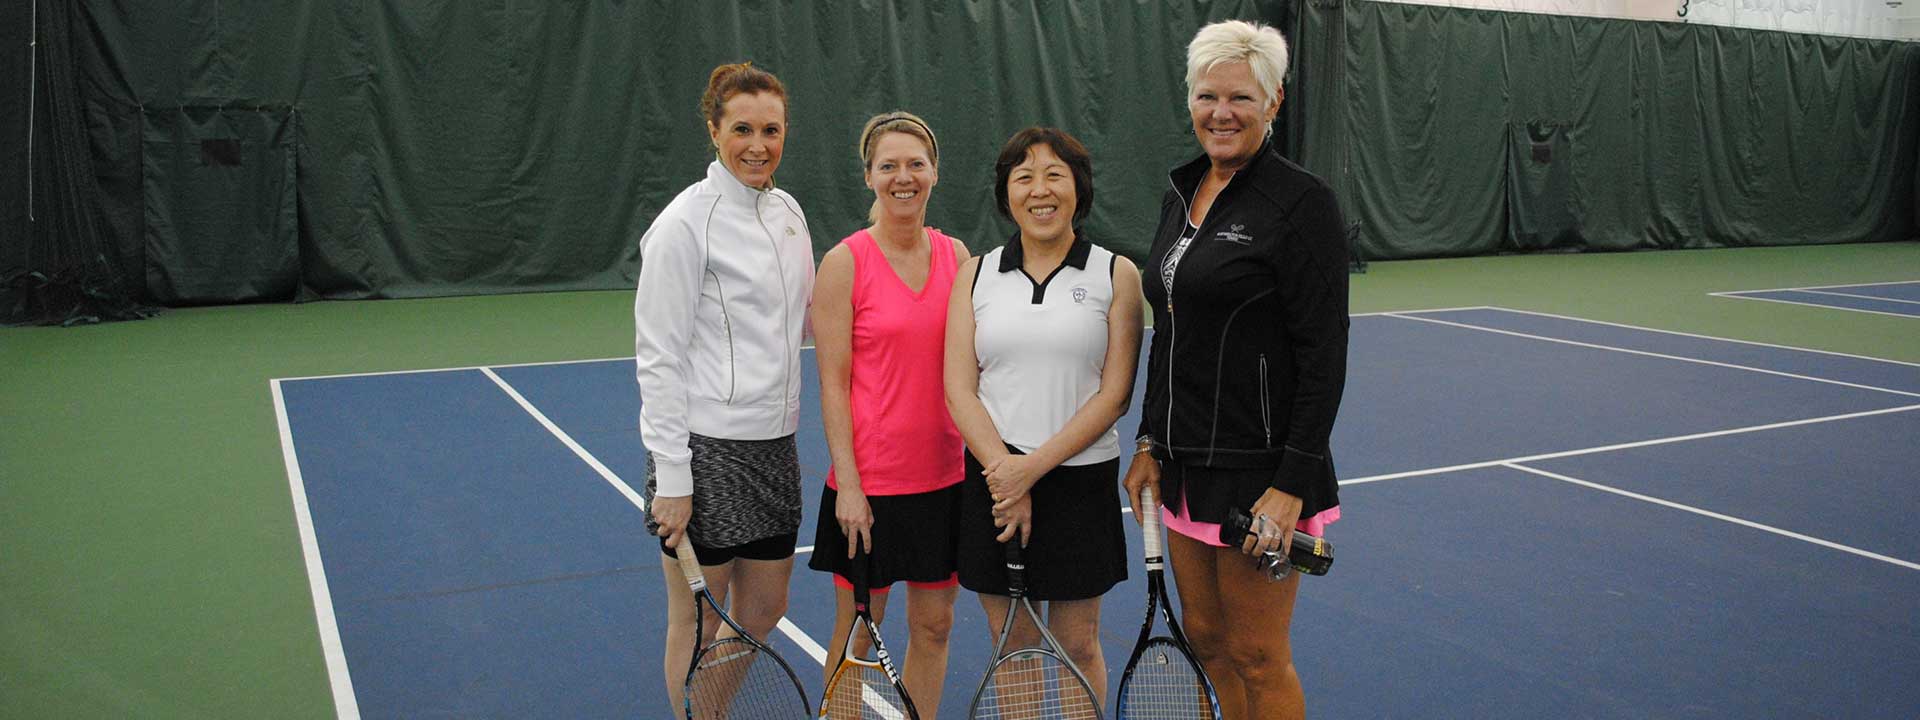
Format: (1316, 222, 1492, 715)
(1714, 280, 1920, 318)
(273, 307, 1920, 718)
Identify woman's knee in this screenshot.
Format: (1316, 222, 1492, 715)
(1059, 629, 1104, 669)
(1048, 600, 1105, 667)
(1180, 609, 1230, 663)
(1224, 629, 1293, 682)
(909, 608, 954, 644)
(906, 584, 957, 643)
(724, 590, 789, 637)
(743, 602, 790, 637)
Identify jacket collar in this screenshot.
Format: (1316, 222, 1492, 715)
(997, 230, 1092, 273)
(707, 160, 772, 205)
(1169, 137, 1278, 201)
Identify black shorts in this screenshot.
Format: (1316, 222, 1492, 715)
(956, 448, 1127, 601)
(658, 532, 798, 567)
(807, 482, 963, 589)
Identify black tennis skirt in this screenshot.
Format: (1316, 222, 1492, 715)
(807, 482, 963, 588)
(1159, 459, 1338, 525)
(956, 449, 1127, 601)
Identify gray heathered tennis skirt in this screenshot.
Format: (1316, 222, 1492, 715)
(643, 432, 803, 550)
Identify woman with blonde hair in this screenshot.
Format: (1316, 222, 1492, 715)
(1124, 20, 1351, 720)
(808, 111, 971, 713)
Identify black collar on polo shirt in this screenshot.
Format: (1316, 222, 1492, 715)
(997, 231, 1092, 273)
(996, 231, 1092, 304)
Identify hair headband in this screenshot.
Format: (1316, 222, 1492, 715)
(862, 114, 938, 163)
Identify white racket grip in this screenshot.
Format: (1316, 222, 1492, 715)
(672, 539, 707, 592)
(1141, 482, 1163, 566)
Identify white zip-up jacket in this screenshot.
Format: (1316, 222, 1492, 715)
(635, 161, 815, 498)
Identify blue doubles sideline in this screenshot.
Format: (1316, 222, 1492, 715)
(1714, 280, 1920, 318)
(275, 308, 1920, 719)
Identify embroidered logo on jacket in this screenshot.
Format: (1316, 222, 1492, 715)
(1215, 223, 1253, 245)
(1071, 287, 1089, 304)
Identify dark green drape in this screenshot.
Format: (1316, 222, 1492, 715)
(52, 0, 1285, 303)
(141, 105, 299, 304)
(2, 0, 148, 325)
(19, 0, 1913, 309)
(1291, 0, 1920, 260)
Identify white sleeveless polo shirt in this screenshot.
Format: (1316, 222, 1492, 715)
(971, 237, 1120, 466)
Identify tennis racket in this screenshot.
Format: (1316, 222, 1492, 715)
(672, 541, 811, 719)
(1114, 484, 1221, 719)
(820, 545, 918, 719)
(965, 541, 1104, 719)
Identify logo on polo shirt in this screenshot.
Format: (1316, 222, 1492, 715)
(1215, 223, 1253, 245)
(1072, 287, 1088, 304)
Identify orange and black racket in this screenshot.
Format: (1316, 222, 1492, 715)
(820, 545, 917, 718)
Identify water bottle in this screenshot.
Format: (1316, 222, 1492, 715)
(1218, 507, 1334, 578)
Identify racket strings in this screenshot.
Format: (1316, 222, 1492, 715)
(969, 652, 1102, 719)
(1116, 639, 1213, 719)
(823, 663, 911, 719)
(685, 638, 807, 719)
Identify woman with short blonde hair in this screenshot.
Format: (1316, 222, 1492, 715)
(1125, 20, 1352, 720)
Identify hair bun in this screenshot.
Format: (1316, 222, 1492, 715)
(701, 62, 788, 128)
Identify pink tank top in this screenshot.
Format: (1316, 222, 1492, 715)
(825, 228, 965, 496)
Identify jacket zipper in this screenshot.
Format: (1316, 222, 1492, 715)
(755, 195, 794, 413)
(1258, 354, 1272, 448)
(1163, 176, 1188, 461)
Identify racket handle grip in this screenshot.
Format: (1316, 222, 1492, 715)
(850, 543, 870, 607)
(1219, 507, 1334, 576)
(1140, 483, 1163, 561)
(672, 539, 708, 591)
(1003, 541, 1026, 599)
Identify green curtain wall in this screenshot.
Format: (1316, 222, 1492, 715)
(1291, 0, 1920, 260)
(61, 0, 1282, 303)
(21, 0, 1916, 305)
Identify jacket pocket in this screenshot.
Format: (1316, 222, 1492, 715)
(686, 269, 736, 403)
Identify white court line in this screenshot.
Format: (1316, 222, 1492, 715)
(1340, 403, 1920, 486)
(1712, 279, 1920, 294)
(1798, 289, 1920, 306)
(276, 346, 816, 383)
(1708, 292, 1920, 320)
(1465, 306, 1920, 369)
(274, 355, 636, 383)
(1351, 305, 1494, 318)
(272, 380, 363, 720)
(274, 299, 1915, 384)
(481, 368, 647, 512)
(1383, 312, 1920, 399)
(1503, 463, 1920, 572)
(278, 306, 1497, 383)
(480, 368, 830, 665)
(778, 617, 828, 664)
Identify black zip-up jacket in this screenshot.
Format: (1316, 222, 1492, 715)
(1139, 140, 1349, 518)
